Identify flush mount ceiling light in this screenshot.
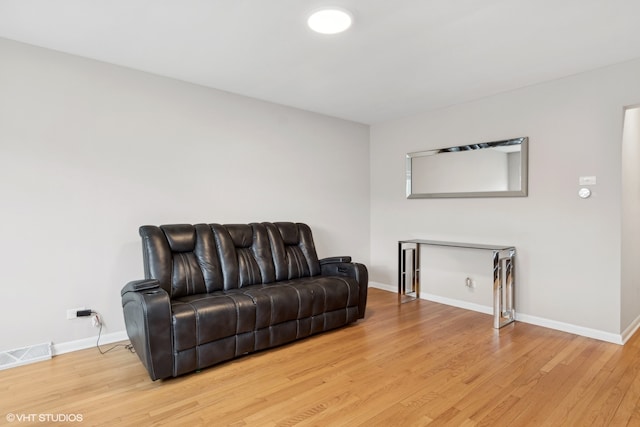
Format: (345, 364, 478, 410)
(307, 8, 353, 34)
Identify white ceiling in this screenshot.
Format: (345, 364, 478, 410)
(1, 0, 640, 124)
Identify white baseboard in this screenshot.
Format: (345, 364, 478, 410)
(369, 281, 396, 293)
(368, 282, 624, 345)
(52, 330, 129, 356)
(515, 313, 623, 345)
(369, 281, 492, 313)
(422, 293, 493, 316)
(51, 283, 635, 357)
(621, 313, 640, 344)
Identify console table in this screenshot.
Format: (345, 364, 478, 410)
(398, 239, 516, 328)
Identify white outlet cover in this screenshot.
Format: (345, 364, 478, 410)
(66, 307, 85, 319)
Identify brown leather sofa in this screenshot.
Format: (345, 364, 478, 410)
(121, 222, 368, 380)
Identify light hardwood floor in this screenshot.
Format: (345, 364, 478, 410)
(2, 288, 640, 426)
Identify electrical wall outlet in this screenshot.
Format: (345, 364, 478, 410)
(66, 307, 86, 320)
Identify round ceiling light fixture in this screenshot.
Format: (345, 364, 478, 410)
(307, 8, 353, 34)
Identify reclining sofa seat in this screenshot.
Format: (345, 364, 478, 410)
(121, 222, 368, 380)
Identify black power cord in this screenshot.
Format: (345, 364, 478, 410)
(90, 311, 135, 355)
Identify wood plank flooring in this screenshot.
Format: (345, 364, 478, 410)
(2, 288, 640, 426)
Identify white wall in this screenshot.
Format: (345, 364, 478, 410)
(3, 36, 640, 353)
(0, 38, 370, 352)
(622, 106, 640, 333)
(370, 58, 640, 338)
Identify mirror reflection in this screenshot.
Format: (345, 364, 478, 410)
(406, 137, 528, 198)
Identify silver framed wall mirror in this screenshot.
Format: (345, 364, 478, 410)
(406, 137, 528, 198)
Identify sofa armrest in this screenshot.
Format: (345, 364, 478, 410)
(121, 279, 160, 296)
(121, 279, 173, 380)
(320, 261, 368, 320)
(319, 256, 352, 265)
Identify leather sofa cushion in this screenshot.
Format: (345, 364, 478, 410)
(170, 275, 359, 352)
(171, 292, 256, 351)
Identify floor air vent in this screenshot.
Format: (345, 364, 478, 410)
(0, 342, 52, 370)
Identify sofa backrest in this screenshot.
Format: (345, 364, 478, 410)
(139, 222, 321, 298)
(265, 222, 321, 281)
(211, 223, 276, 290)
(140, 224, 224, 298)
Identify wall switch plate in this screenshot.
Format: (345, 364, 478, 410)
(579, 176, 597, 185)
